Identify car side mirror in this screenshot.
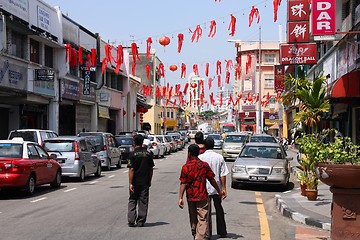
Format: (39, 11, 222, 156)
(49, 154, 57, 160)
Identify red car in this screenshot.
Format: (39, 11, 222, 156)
(0, 138, 62, 195)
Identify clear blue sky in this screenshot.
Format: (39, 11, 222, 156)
(45, 0, 287, 94)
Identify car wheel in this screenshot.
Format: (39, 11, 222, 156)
(25, 174, 36, 195)
(50, 169, 62, 188)
(95, 164, 102, 177)
(79, 167, 85, 182)
(116, 157, 122, 169)
(231, 181, 238, 189)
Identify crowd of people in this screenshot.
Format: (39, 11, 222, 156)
(126, 132, 228, 239)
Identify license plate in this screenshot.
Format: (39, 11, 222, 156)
(119, 148, 126, 152)
(249, 176, 267, 181)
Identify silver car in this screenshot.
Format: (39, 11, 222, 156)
(222, 133, 249, 161)
(43, 136, 101, 181)
(156, 135, 171, 155)
(231, 142, 293, 189)
(207, 134, 223, 149)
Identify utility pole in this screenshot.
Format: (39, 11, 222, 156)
(257, 26, 262, 134)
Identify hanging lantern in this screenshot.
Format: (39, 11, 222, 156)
(159, 36, 170, 47)
(191, 82, 197, 88)
(169, 65, 178, 72)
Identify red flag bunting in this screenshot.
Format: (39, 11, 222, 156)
(181, 63, 186, 78)
(146, 37, 152, 58)
(193, 64, 199, 75)
(78, 46, 83, 65)
(190, 25, 203, 43)
(205, 62, 209, 77)
(216, 60, 222, 75)
(208, 20, 217, 38)
(228, 14, 237, 37)
(178, 33, 184, 53)
(249, 6, 261, 27)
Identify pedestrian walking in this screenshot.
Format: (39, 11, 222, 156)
(127, 134, 155, 227)
(199, 137, 229, 238)
(195, 131, 206, 154)
(178, 144, 222, 240)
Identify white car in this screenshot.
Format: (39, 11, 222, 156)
(8, 129, 58, 145)
(147, 135, 165, 158)
(156, 135, 171, 155)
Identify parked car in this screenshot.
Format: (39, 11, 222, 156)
(222, 132, 249, 161)
(0, 138, 62, 195)
(156, 135, 171, 155)
(168, 133, 185, 150)
(115, 135, 134, 163)
(8, 129, 58, 146)
(43, 136, 101, 181)
(147, 135, 165, 158)
(188, 130, 198, 139)
(231, 142, 293, 189)
(207, 134, 223, 149)
(179, 130, 190, 143)
(165, 135, 177, 153)
(78, 132, 121, 170)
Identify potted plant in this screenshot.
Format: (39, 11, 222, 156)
(304, 174, 319, 201)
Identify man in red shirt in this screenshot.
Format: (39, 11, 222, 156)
(178, 144, 222, 240)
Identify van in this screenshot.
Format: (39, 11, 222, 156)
(78, 132, 121, 170)
(8, 129, 58, 146)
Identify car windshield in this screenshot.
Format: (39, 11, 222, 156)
(0, 143, 23, 158)
(240, 146, 283, 159)
(115, 137, 133, 145)
(250, 136, 277, 143)
(156, 137, 164, 143)
(9, 131, 38, 143)
(43, 140, 74, 152)
(225, 135, 246, 143)
(208, 134, 221, 140)
(148, 136, 155, 141)
(165, 136, 172, 141)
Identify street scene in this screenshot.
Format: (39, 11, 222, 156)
(1, 0, 360, 240)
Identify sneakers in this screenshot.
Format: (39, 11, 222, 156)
(128, 223, 136, 227)
(137, 222, 144, 227)
(128, 222, 144, 227)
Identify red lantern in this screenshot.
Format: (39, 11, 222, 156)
(191, 82, 197, 88)
(159, 36, 170, 47)
(169, 65, 178, 72)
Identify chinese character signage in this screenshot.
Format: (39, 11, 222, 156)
(274, 65, 285, 93)
(311, 0, 336, 36)
(83, 70, 91, 95)
(288, 21, 309, 43)
(288, 0, 309, 21)
(280, 43, 317, 65)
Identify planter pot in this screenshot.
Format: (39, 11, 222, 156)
(305, 189, 318, 201)
(300, 184, 307, 196)
(315, 163, 360, 188)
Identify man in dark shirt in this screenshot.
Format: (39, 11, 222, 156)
(127, 134, 155, 227)
(179, 144, 222, 240)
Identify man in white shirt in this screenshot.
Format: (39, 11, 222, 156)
(199, 137, 229, 238)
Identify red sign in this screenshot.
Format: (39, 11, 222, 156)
(274, 65, 285, 93)
(288, 21, 309, 43)
(280, 43, 317, 65)
(288, 0, 310, 21)
(311, 0, 336, 36)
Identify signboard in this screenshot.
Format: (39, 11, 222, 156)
(311, 0, 336, 36)
(288, 0, 309, 21)
(83, 70, 91, 95)
(79, 81, 96, 103)
(37, 6, 50, 31)
(0, 0, 29, 21)
(274, 65, 285, 93)
(61, 78, 80, 100)
(280, 43, 317, 65)
(98, 105, 110, 119)
(0, 58, 27, 90)
(288, 21, 309, 43)
(34, 69, 54, 81)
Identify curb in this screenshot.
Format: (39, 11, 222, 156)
(275, 194, 331, 231)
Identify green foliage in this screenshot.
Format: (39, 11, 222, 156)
(198, 110, 218, 120)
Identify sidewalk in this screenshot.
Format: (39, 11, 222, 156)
(275, 145, 332, 231)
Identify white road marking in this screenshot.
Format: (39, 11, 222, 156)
(30, 197, 47, 203)
(108, 175, 115, 178)
(123, 170, 129, 173)
(89, 181, 98, 185)
(64, 188, 77, 193)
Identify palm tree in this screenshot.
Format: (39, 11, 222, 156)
(281, 67, 330, 133)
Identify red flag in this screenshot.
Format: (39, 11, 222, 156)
(183, 82, 189, 95)
(219, 93, 223, 107)
(105, 44, 113, 64)
(146, 37, 152, 58)
(78, 46, 83, 65)
(131, 42, 140, 62)
(228, 93, 234, 105)
(228, 14, 237, 37)
(158, 63, 165, 78)
(189, 25, 203, 43)
(235, 57, 241, 80)
(225, 71, 230, 84)
(216, 60, 222, 75)
(102, 58, 108, 74)
(146, 64, 151, 79)
(193, 64, 199, 75)
(205, 62, 209, 77)
(208, 77, 213, 89)
(225, 59, 233, 71)
(249, 6, 261, 27)
(91, 48, 97, 67)
(156, 86, 161, 98)
(208, 20, 217, 38)
(246, 54, 252, 74)
(115, 45, 124, 75)
(217, 75, 221, 87)
(273, 0, 281, 22)
(181, 63, 186, 78)
(70, 48, 77, 67)
(65, 44, 71, 63)
(178, 33, 184, 53)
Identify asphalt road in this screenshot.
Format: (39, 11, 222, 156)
(0, 145, 326, 240)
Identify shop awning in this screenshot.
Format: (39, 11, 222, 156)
(331, 71, 360, 98)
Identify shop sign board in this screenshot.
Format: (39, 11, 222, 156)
(280, 43, 317, 65)
(311, 0, 336, 36)
(288, 0, 309, 21)
(288, 21, 309, 43)
(0, 59, 27, 90)
(61, 78, 80, 100)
